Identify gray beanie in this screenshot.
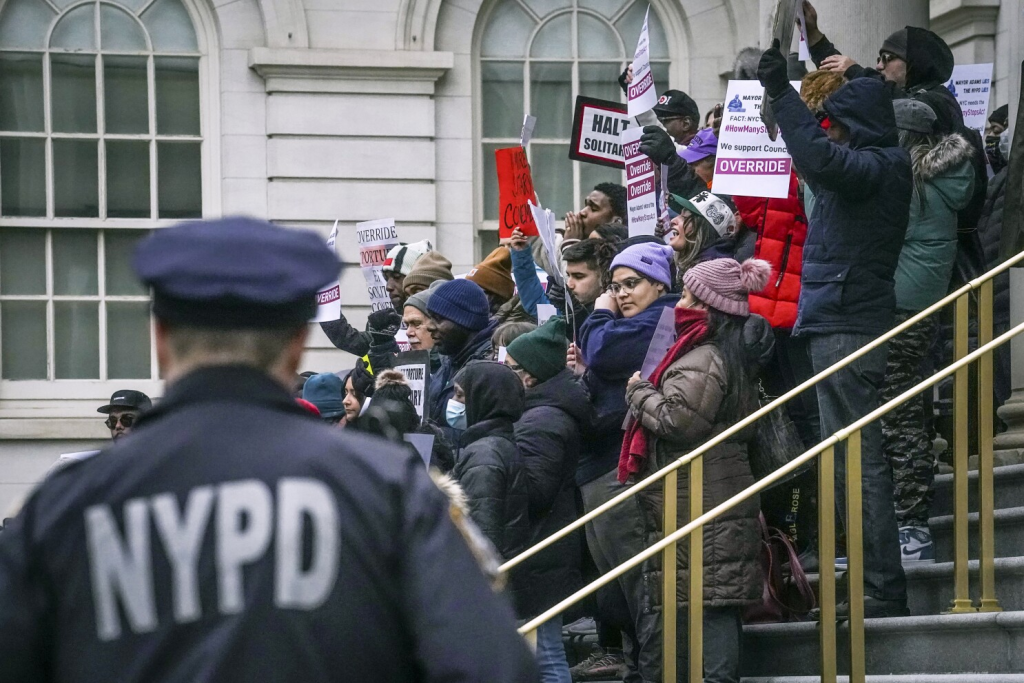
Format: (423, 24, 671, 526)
(403, 279, 445, 316)
(894, 98, 936, 134)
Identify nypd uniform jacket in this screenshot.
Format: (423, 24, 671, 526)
(0, 365, 538, 683)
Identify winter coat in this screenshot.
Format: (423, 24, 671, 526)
(427, 319, 498, 443)
(626, 316, 773, 607)
(769, 78, 912, 337)
(895, 133, 975, 312)
(511, 369, 591, 615)
(451, 362, 532, 615)
(978, 167, 1010, 328)
(735, 172, 808, 329)
(577, 293, 680, 485)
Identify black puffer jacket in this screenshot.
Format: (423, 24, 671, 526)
(452, 362, 531, 614)
(978, 167, 1010, 328)
(512, 369, 591, 616)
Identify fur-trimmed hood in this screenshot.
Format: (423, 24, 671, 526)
(911, 132, 974, 182)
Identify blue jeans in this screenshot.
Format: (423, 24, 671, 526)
(808, 333, 907, 602)
(535, 616, 571, 683)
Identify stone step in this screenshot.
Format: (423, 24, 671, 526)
(931, 464, 1024, 517)
(741, 611, 1024, 677)
(931, 506, 1024, 562)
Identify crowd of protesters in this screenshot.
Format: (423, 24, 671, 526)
(17, 1, 1017, 682)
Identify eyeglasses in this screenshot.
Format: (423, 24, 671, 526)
(878, 51, 901, 66)
(608, 277, 649, 296)
(505, 361, 525, 373)
(105, 413, 136, 429)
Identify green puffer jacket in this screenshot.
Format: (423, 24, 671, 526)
(894, 133, 976, 312)
(625, 317, 772, 608)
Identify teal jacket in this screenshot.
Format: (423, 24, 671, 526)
(894, 133, 975, 312)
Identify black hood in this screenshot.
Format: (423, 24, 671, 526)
(455, 361, 525, 427)
(525, 368, 593, 426)
(823, 78, 899, 150)
(905, 26, 954, 90)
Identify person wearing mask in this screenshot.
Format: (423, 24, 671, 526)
(884, 98, 975, 564)
(426, 279, 497, 441)
(624, 257, 772, 682)
(562, 183, 628, 245)
(97, 390, 152, 441)
(505, 319, 591, 683)
(402, 250, 454, 298)
(759, 43, 911, 617)
(382, 239, 433, 310)
(985, 104, 1009, 173)
(302, 372, 348, 427)
(666, 192, 737, 278)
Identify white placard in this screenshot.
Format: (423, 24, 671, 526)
(393, 351, 429, 419)
(404, 433, 434, 469)
(497, 346, 508, 363)
(627, 6, 658, 118)
(59, 450, 101, 463)
(529, 200, 563, 285)
(712, 80, 799, 200)
(521, 114, 537, 148)
(796, 2, 810, 61)
(355, 218, 401, 313)
(944, 63, 993, 134)
(537, 304, 557, 326)
(621, 126, 658, 236)
(314, 220, 342, 322)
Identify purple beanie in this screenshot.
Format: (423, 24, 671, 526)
(683, 258, 772, 316)
(610, 243, 675, 288)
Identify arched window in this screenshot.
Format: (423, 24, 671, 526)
(478, 0, 670, 236)
(0, 0, 203, 382)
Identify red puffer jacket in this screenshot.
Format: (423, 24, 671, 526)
(733, 172, 807, 330)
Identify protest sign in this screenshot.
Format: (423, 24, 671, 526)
(944, 63, 993, 134)
(713, 80, 799, 200)
(795, 1, 810, 61)
(314, 220, 342, 322)
(497, 346, 508, 363)
(528, 200, 563, 285)
(404, 433, 435, 469)
(521, 114, 537, 148)
(356, 218, 400, 313)
(627, 6, 658, 118)
(621, 126, 658, 236)
(496, 146, 538, 239)
(569, 96, 634, 168)
(761, 0, 800, 140)
(393, 350, 430, 419)
(640, 306, 677, 380)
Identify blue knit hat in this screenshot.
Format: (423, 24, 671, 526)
(610, 242, 675, 288)
(427, 279, 490, 332)
(302, 372, 345, 419)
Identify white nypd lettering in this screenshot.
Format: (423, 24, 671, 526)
(84, 477, 341, 641)
(275, 478, 339, 608)
(86, 499, 158, 641)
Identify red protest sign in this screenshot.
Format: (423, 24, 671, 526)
(495, 146, 538, 238)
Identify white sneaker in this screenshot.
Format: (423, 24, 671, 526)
(899, 526, 936, 565)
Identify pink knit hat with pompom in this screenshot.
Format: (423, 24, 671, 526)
(682, 258, 772, 316)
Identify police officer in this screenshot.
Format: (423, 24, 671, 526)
(0, 217, 537, 683)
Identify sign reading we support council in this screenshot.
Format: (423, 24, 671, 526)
(569, 96, 635, 168)
(712, 80, 798, 200)
(355, 218, 400, 313)
(496, 147, 538, 239)
(314, 220, 342, 322)
(944, 63, 993, 134)
(621, 126, 657, 236)
(627, 6, 658, 118)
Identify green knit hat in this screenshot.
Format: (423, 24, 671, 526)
(506, 318, 568, 383)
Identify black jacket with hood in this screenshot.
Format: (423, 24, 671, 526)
(512, 368, 591, 616)
(769, 78, 912, 337)
(451, 361, 533, 616)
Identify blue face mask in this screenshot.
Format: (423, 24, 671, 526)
(446, 398, 467, 430)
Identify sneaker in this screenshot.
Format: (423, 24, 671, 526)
(899, 526, 936, 565)
(564, 616, 597, 637)
(834, 556, 848, 571)
(569, 648, 627, 682)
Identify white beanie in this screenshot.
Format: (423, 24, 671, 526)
(382, 239, 433, 276)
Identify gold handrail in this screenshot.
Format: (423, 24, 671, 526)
(499, 250, 1024, 575)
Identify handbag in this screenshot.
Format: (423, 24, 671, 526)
(743, 514, 816, 624)
(748, 383, 807, 484)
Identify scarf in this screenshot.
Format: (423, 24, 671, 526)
(618, 307, 710, 483)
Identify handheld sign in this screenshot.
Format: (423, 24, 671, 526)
(528, 200, 563, 285)
(627, 6, 658, 118)
(944, 63, 993, 134)
(569, 96, 634, 169)
(496, 147, 538, 239)
(640, 306, 677, 380)
(521, 114, 537, 148)
(314, 220, 342, 322)
(621, 126, 658, 236)
(393, 350, 430, 420)
(537, 304, 557, 326)
(795, 2, 810, 61)
(404, 433, 435, 469)
(761, 0, 800, 140)
(355, 218, 400, 313)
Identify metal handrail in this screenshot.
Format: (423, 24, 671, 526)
(499, 250, 1024, 574)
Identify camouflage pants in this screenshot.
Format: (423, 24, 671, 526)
(881, 312, 939, 528)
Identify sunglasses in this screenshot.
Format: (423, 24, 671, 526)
(105, 413, 136, 429)
(878, 51, 901, 66)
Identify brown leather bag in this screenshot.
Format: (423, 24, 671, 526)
(743, 514, 816, 623)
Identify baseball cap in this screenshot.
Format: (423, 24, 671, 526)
(653, 90, 700, 120)
(679, 128, 719, 163)
(97, 390, 153, 414)
(669, 191, 735, 237)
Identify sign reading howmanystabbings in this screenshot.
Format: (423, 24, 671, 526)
(944, 63, 993, 134)
(393, 350, 430, 420)
(314, 220, 342, 322)
(496, 146, 539, 239)
(355, 218, 400, 313)
(621, 126, 657, 236)
(569, 96, 635, 169)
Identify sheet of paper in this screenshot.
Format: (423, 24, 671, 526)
(497, 346, 508, 363)
(944, 63, 994, 134)
(639, 306, 677, 380)
(404, 433, 434, 469)
(796, 1, 810, 61)
(521, 114, 537, 148)
(355, 218, 400, 313)
(537, 304, 557, 326)
(313, 220, 342, 322)
(627, 6, 658, 118)
(621, 126, 658, 236)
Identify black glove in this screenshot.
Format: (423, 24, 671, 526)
(351, 359, 376, 398)
(366, 308, 402, 345)
(639, 125, 678, 165)
(617, 66, 630, 95)
(757, 39, 790, 99)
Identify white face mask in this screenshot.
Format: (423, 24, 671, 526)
(446, 398, 467, 430)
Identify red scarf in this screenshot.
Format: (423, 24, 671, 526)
(618, 307, 710, 483)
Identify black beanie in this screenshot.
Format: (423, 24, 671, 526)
(881, 28, 908, 61)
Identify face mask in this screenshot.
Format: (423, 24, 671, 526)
(446, 399, 467, 430)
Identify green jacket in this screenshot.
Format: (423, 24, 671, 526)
(894, 133, 975, 312)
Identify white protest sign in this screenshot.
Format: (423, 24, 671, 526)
(404, 433, 434, 469)
(393, 350, 430, 419)
(944, 63, 993, 134)
(529, 200, 563, 285)
(521, 114, 537, 148)
(537, 304, 557, 326)
(712, 80, 799, 200)
(627, 6, 658, 118)
(796, 2, 810, 61)
(497, 346, 508, 363)
(621, 126, 658, 236)
(314, 220, 342, 322)
(569, 96, 635, 168)
(355, 218, 400, 313)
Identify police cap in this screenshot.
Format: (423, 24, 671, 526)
(133, 216, 340, 329)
